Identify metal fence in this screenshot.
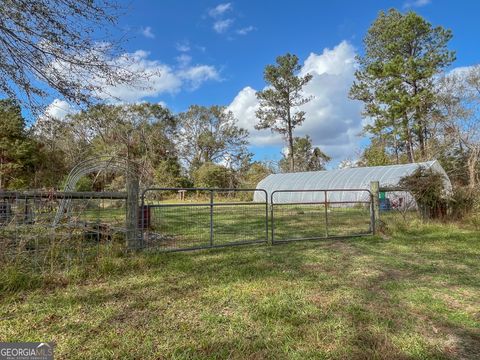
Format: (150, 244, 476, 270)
(270, 189, 375, 243)
(1, 187, 380, 264)
(0, 191, 127, 270)
(377, 188, 419, 225)
(140, 188, 268, 252)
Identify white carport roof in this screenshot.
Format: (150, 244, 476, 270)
(254, 160, 452, 203)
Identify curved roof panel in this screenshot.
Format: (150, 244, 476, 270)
(254, 160, 452, 203)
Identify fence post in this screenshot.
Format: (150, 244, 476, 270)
(126, 163, 140, 249)
(324, 190, 329, 238)
(270, 192, 275, 244)
(264, 191, 269, 244)
(370, 181, 380, 234)
(209, 190, 214, 247)
(139, 190, 145, 249)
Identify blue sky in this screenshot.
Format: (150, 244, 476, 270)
(46, 0, 480, 166)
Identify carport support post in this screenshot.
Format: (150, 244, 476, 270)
(126, 163, 140, 249)
(370, 181, 380, 234)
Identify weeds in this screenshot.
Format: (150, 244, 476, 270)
(1, 220, 479, 359)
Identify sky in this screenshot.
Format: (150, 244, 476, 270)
(45, 0, 480, 167)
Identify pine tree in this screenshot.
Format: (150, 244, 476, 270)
(350, 9, 455, 163)
(255, 54, 313, 172)
(0, 99, 36, 189)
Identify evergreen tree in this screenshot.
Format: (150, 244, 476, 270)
(350, 9, 455, 162)
(255, 54, 313, 172)
(361, 138, 394, 166)
(0, 99, 36, 189)
(279, 136, 330, 172)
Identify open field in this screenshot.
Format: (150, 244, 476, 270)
(145, 203, 373, 250)
(1, 221, 479, 359)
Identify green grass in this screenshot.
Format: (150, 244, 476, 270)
(272, 204, 372, 239)
(147, 204, 269, 248)
(1, 220, 479, 359)
(146, 204, 373, 250)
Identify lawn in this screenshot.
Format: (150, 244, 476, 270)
(1, 221, 479, 359)
(145, 203, 373, 250)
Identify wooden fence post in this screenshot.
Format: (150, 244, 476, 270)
(126, 162, 139, 249)
(370, 181, 380, 234)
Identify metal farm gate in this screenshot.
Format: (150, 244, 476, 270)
(270, 189, 375, 243)
(139, 187, 375, 252)
(140, 188, 268, 252)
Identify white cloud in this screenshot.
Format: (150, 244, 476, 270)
(176, 54, 192, 67)
(403, 0, 431, 8)
(447, 65, 475, 77)
(47, 48, 220, 104)
(141, 26, 155, 39)
(36, 99, 77, 135)
(228, 86, 282, 146)
(178, 65, 221, 90)
(94, 50, 182, 102)
(99, 50, 220, 102)
(338, 158, 361, 169)
(208, 3, 253, 37)
(43, 99, 76, 120)
(213, 19, 234, 34)
(176, 41, 191, 52)
(228, 41, 364, 162)
(209, 3, 232, 17)
(236, 26, 255, 35)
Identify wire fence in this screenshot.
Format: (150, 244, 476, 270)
(140, 188, 268, 251)
(0, 187, 417, 267)
(377, 189, 419, 226)
(0, 191, 127, 271)
(270, 189, 374, 243)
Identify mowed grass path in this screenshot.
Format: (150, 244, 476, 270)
(1, 222, 479, 359)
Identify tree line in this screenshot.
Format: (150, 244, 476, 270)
(350, 9, 479, 190)
(0, 2, 478, 193)
(0, 99, 330, 191)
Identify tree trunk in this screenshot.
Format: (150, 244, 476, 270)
(417, 124, 426, 159)
(412, 81, 426, 160)
(393, 134, 400, 164)
(404, 116, 415, 163)
(287, 111, 295, 172)
(424, 125, 429, 159)
(406, 137, 415, 163)
(0, 155, 4, 190)
(414, 105, 426, 160)
(467, 147, 479, 189)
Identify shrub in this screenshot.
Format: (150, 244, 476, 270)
(399, 167, 448, 219)
(154, 159, 190, 188)
(193, 162, 231, 188)
(75, 176, 93, 191)
(448, 186, 478, 220)
(240, 162, 272, 189)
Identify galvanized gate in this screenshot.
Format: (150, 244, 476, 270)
(140, 188, 268, 252)
(270, 189, 375, 243)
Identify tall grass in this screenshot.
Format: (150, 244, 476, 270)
(1, 219, 479, 359)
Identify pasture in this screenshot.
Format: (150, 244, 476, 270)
(1, 220, 479, 359)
